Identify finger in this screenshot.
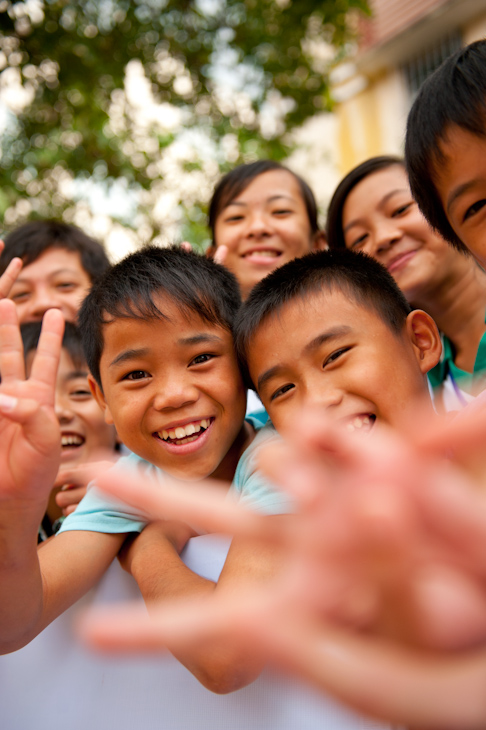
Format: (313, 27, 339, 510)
(55, 456, 117, 489)
(0, 257, 22, 299)
(0, 393, 60, 457)
(213, 245, 228, 266)
(0, 298, 26, 382)
(29, 309, 64, 396)
(55, 486, 87, 509)
(180, 241, 192, 252)
(96, 469, 277, 541)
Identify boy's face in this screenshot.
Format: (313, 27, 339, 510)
(26, 348, 118, 467)
(434, 124, 486, 268)
(9, 248, 92, 323)
(247, 290, 439, 434)
(91, 297, 247, 481)
(342, 165, 459, 304)
(213, 170, 320, 299)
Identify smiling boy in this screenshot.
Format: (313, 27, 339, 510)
(235, 249, 442, 433)
(0, 246, 286, 694)
(405, 40, 486, 270)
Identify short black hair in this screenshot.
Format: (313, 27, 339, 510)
(235, 248, 411, 389)
(208, 160, 319, 245)
(21, 320, 87, 371)
(405, 40, 486, 252)
(326, 156, 404, 249)
(78, 245, 242, 387)
(0, 220, 111, 280)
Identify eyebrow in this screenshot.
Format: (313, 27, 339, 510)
(256, 326, 352, 391)
(343, 189, 409, 233)
(14, 267, 81, 284)
(109, 334, 224, 368)
(65, 370, 89, 380)
(225, 194, 295, 209)
(446, 179, 482, 214)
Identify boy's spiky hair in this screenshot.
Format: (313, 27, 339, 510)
(21, 320, 87, 371)
(0, 220, 111, 280)
(405, 40, 486, 252)
(235, 249, 411, 389)
(78, 245, 241, 387)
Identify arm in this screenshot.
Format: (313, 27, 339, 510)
(0, 301, 125, 651)
(125, 516, 285, 693)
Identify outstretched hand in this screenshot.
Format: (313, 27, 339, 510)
(0, 299, 64, 510)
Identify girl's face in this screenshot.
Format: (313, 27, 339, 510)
(213, 169, 320, 299)
(341, 165, 461, 304)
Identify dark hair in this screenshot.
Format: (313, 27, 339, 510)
(78, 245, 242, 387)
(21, 320, 87, 371)
(405, 40, 486, 252)
(326, 156, 404, 249)
(208, 160, 319, 245)
(235, 248, 411, 389)
(0, 220, 111, 280)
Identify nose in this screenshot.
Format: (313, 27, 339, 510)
(370, 219, 403, 255)
(152, 374, 199, 412)
(27, 287, 62, 320)
(301, 378, 344, 412)
(55, 395, 75, 425)
(246, 211, 272, 240)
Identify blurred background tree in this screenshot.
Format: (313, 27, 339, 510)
(0, 0, 369, 254)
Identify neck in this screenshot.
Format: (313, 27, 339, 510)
(411, 260, 486, 373)
(210, 420, 255, 483)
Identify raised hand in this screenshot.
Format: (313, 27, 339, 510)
(0, 299, 64, 510)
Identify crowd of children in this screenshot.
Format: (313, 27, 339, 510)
(2, 36, 486, 730)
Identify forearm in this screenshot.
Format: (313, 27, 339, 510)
(0, 505, 44, 653)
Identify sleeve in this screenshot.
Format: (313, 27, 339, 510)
(231, 425, 295, 516)
(57, 454, 158, 535)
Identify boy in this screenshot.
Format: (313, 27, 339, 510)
(0, 220, 111, 323)
(405, 39, 486, 269)
(0, 246, 287, 693)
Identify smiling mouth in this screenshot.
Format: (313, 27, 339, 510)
(155, 418, 213, 446)
(344, 414, 376, 434)
(61, 433, 85, 449)
(387, 250, 417, 272)
(243, 249, 282, 261)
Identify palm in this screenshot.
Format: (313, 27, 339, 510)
(0, 300, 63, 505)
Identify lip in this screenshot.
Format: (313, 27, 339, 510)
(386, 248, 418, 273)
(156, 416, 214, 432)
(153, 418, 214, 456)
(241, 246, 283, 265)
(60, 431, 86, 461)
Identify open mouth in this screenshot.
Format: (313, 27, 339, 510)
(155, 418, 214, 446)
(344, 414, 376, 434)
(61, 433, 85, 449)
(242, 249, 282, 262)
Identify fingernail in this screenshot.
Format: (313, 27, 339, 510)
(0, 393, 17, 412)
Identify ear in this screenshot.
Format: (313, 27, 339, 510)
(312, 230, 328, 251)
(405, 310, 442, 374)
(88, 374, 115, 426)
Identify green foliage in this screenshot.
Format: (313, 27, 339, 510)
(0, 0, 369, 248)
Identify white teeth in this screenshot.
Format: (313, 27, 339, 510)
(61, 434, 84, 447)
(346, 415, 374, 433)
(160, 419, 211, 442)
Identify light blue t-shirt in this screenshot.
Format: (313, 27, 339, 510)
(58, 424, 290, 535)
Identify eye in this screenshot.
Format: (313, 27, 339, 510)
(10, 290, 29, 302)
(224, 213, 244, 223)
(190, 353, 215, 366)
(323, 347, 350, 367)
(272, 208, 293, 216)
(463, 199, 486, 222)
(123, 370, 150, 381)
(270, 383, 294, 401)
(392, 202, 413, 217)
(56, 281, 77, 291)
(70, 388, 92, 400)
(349, 233, 368, 250)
